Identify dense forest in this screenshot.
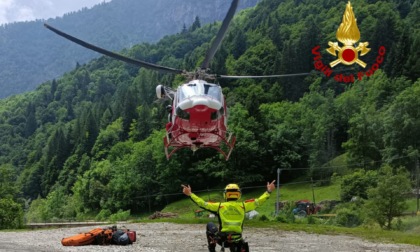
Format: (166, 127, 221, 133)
(0, 0, 259, 98)
(0, 0, 419, 225)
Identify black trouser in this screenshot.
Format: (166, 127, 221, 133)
(206, 222, 219, 252)
(206, 222, 249, 252)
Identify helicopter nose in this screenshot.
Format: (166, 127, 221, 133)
(193, 104, 208, 112)
(192, 97, 209, 111)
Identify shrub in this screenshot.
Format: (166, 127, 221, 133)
(334, 208, 362, 227)
(25, 197, 47, 223)
(279, 201, 296, 223)
(0, 198, 24, 229)
(275, 211, 296, 223)
(96, 209, 112, 221)
(275, 214, 288, 223)
(307, 215, 316, 224)
(395, 218, 403, 231)
(26, 187, 77, 222)
(109, 209, 131, 222)
(259, 214, 269, 221)
(340, 169, 378, 202)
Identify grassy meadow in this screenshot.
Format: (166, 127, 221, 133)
(147, 181, 420, 247)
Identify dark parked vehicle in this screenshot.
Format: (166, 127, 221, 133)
(292, 200, 321, 217)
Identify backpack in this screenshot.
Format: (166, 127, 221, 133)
(112, 229, 132, 245)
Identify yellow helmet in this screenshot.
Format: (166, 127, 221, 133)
(224, 184, 241, 201)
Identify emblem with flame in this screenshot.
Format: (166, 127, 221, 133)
(327, 1, 370, 68)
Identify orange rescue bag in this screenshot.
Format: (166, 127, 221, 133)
(61, 227, 105, 246)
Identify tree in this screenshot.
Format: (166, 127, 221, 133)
(229, 38, 277, 76)
(343, 106, 383, 169)
(403, 32, 420, 82)
(259, 101, 303, 171)
(385, 25, 411, 78)
(75, 106, 99, 155)
(72, 162, 110, 213)
(190, 16, 201, 32)
(181, 24, 187, 34)
(41, 126, 70, 195)
(382, 80, 420, 170)
(18, 163, 44, 199)
(365, 165, 411, 229)
(340, 169, 378, 202)
(130, 105, 153, 142)
(24, 102, 37, 137)
(0, 164, 18, 199)
(91, 118, 124, 160)
(115, 85, 139, 139)
(303, 88, 338, 170)
(227, 103, 266, 183)
(229, 28, 247, 59)
(0, 198, 23, 229)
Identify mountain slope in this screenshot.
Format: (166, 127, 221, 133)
(0, 0, 418, 219)
(0, 0, 259, 99)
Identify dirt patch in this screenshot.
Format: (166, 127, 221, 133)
(0, 222, 419, 252)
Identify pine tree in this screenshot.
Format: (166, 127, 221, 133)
(190, 16, 201, 32)
(24, 102, 37, 137)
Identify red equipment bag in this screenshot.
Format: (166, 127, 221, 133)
(127, 231, 136, 243)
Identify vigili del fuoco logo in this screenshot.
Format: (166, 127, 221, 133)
(312, 1, 386, 83)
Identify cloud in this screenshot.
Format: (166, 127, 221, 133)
(0, 0, 110, 25)
(0, 0, 14, 24)
(15, 6, 35, 22)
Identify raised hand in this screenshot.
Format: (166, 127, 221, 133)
(267, 180, 276, 193)
(181, 184, 192, 196)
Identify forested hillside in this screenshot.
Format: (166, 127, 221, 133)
(0, 0, 259, 99)
(0, 0, 419, 224)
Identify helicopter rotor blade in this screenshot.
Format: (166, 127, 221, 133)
(200, 0, 239, 70)
(44, 23, 184, 75)
(218, 72, 311, 79)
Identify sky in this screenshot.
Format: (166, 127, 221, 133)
(0, 0, 111, 25)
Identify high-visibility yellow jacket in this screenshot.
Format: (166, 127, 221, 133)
(189, 191, 271, 234)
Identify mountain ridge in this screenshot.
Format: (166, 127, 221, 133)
(0, 0, 259, 99)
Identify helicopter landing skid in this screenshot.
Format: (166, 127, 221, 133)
(163, 131, 236, 161)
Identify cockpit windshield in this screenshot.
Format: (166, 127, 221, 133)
(178, 82, 222, 102)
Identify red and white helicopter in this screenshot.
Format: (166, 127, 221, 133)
(45, 0, 308, 160)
